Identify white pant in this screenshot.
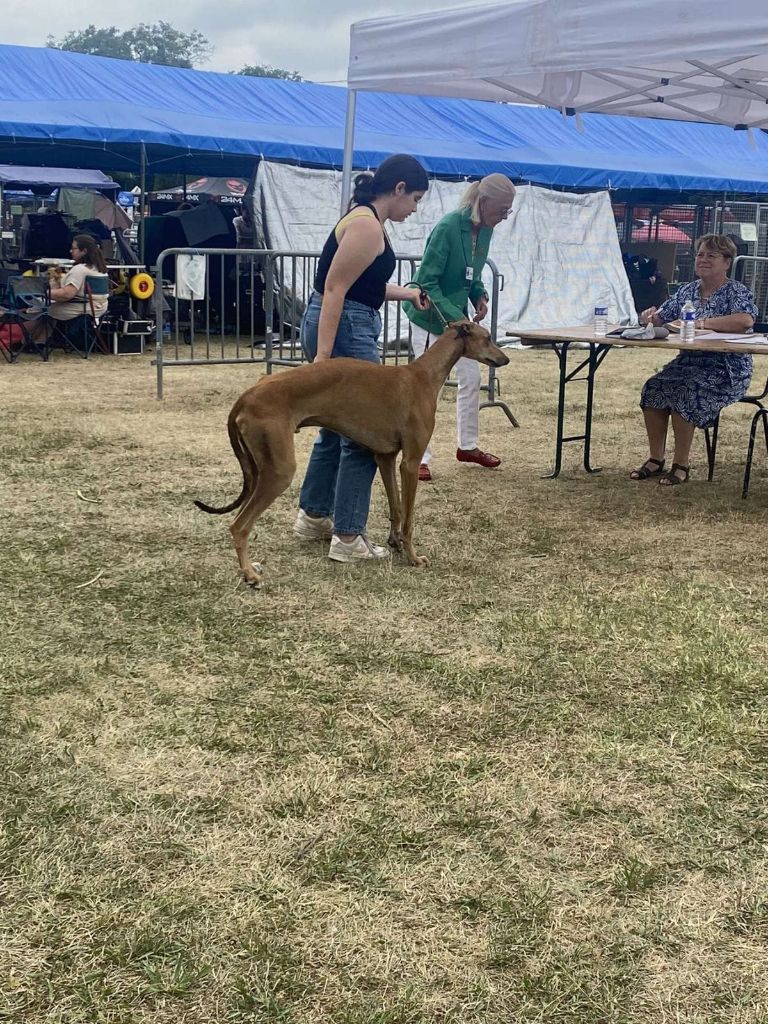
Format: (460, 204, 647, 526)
(410, 323, 481, 464)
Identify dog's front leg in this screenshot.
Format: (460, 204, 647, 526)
(399, 454, 427, 567)
(375, 453, 403, 552)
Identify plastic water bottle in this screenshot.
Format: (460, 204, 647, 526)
(594, 305, 608, 337)
(680, 300, 696, 342)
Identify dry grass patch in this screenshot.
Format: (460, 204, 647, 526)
(2, 347, 768, 1023)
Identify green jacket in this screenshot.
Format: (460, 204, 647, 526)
(404, 207, 492, 334)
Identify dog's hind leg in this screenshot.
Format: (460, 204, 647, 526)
(375, 453, 403, 552)
(399, 450, 427, 568)
(230, 426, 297, 587)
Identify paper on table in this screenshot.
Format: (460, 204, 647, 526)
(692, 332, 768, 342)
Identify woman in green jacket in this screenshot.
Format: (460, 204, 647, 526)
(404, 174, 515, 481)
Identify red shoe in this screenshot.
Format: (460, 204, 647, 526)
(456, 448, 501, 469)
(418, 463, 432, 482)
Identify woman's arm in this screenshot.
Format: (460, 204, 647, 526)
(315, 217, 383, 362)
(385, 282, 428, 307)
(696, 312, 754, 332)
(641, 288, 685, 326)
(697, 283, 758, 332)
(415, 221, 466, 323)
(49, 283, 78, 303)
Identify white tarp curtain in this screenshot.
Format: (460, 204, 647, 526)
(253, 160, 634, 339)
(348, 0, 768, 129)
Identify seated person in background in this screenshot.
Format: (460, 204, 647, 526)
(30, 234, 109, 341)
(630, 234, 758, 486)
(624, 254, 668, 315)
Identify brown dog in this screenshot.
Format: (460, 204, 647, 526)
(195, 320, 510, 587)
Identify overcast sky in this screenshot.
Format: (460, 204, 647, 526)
(5, 0, 488, 84)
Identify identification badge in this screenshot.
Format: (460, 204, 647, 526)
(465, 266, 474, 281)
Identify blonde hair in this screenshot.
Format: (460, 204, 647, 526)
(695, 234, 737, 265)
(458, 173, 516, 225)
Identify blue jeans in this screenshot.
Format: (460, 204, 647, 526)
(298, 293, 381, 535)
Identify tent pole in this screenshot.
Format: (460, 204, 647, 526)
(340, 89, 357, 215)
(139, 143, 147, 264)
(623, 203, 634, 247)
(0, 183, 4, 261)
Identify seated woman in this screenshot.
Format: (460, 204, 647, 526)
(630, 234, 758, 486)
(30, 234, 109, 343)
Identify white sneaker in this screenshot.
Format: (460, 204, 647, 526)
(328, 534, 390, 563)
(293, 509, 334, 541)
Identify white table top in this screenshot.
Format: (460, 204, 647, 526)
(509, 324, 768, 357)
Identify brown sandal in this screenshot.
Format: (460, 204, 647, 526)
(630, 457, 665, 480)
(659, 463, 689, 486)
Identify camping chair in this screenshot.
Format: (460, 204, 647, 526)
(703, 344, 768, 498)
(0, 276, 49, 362)
(0, 266, 19, 305)
(47, 277, 110, 359)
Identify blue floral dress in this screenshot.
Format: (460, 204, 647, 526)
(640, 279, 759, 428)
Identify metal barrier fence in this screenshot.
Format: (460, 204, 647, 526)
(153, 247, 518, 428)
(261, 250, 421, 369)
(733, 254, 768, 326)
(154, 246, 273, 399)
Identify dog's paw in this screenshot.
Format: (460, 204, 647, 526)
(409, 554, 428, 568)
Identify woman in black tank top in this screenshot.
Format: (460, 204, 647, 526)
(294, 154, 431, 564)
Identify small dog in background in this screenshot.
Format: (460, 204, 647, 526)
(47, 266, 66, 287)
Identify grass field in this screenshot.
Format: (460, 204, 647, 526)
(2, 345, 768, 1023)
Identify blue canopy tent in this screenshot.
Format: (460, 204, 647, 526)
(3, 44, 768, 201)
(0, 163, 121, 259)
(0, 165, 118, 190)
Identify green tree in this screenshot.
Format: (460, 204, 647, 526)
(125, 22, 212, 68)
(46, 25, 133, 61)
(47, 22, 212, 69)
(233, 64, 303, 81)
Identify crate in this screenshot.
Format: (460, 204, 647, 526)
(110, 331, 144, 355)
(119, 318, 154, 335)
(105, 318, 154, 355)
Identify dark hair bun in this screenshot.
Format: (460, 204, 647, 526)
(352, 171, 375, 203)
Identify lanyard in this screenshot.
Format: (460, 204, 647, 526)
(462, 227, 481, 284)
(462, 227, 480, 277)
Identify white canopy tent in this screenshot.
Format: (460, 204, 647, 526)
(342, 0, 768, 206)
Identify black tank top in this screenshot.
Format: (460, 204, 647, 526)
(313, 203, 396, 310)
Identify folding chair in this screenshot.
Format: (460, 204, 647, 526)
(703, 365, 768, 499)
(0, 276, 50, 363)
(0, 266, 19, 304)
(47, 277, 110, 359)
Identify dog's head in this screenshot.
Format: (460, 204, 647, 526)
(447, 319, 510, 368)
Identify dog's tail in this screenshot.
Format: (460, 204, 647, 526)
(194, 411, 256, 515)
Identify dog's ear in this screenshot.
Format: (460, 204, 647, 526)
(453, 323, 472, 341)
